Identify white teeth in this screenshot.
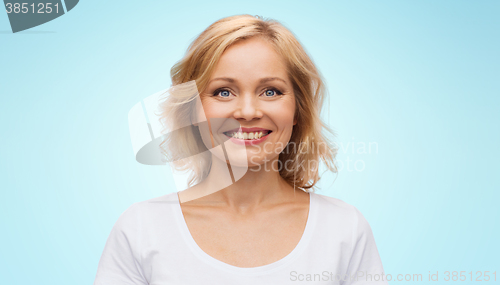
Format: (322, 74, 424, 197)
(228, 131, 268, 140)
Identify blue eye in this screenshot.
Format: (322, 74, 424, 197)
(265, 90, 276, 97)
(263, 88, 283, 97)
(214, 89, 231, 97)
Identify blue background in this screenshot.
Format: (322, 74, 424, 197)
(1, 1, 498, 284)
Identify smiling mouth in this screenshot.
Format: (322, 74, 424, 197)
(222, 130, 272, 140)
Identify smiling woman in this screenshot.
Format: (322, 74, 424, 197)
(195, 36, 299, 178)
(94, 14, 388, 285)
(161, 15, 337, 193)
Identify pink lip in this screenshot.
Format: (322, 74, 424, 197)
(224, 127, 271, 133)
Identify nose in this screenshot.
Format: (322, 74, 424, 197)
(233, 94, 263, 121)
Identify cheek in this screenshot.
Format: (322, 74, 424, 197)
(200, 100, 228, 118)
(272, 99, 296, 127)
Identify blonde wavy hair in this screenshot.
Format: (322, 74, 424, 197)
(159, 14, 337, 191)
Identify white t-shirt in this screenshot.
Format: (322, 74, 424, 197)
(94, 192, 388, 284)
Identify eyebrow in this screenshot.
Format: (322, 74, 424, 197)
(209, 77, 287, 84)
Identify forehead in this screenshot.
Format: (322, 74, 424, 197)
(210, 37, 289, 81)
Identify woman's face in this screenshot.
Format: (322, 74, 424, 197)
(199, 36, 297, 168)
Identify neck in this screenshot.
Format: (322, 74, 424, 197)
(219, 159, 289, 208)
(179, 155, 302, 210)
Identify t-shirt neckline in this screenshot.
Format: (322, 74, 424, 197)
(172, 191, 318, 276)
